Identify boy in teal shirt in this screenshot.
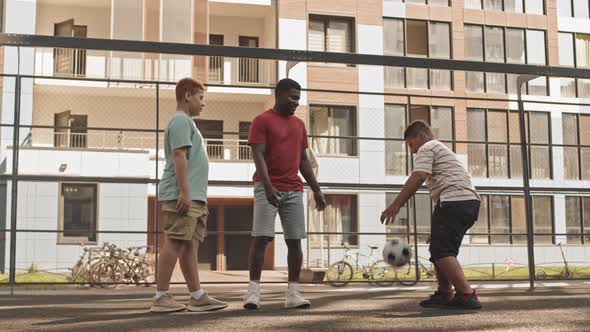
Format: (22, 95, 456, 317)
(151, 78, 227, 313)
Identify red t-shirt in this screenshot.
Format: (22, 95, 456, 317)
(248, 109, 309, 191)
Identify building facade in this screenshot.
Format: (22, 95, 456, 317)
(1, 0, 589, 276)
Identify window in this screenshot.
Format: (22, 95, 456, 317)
(484, 0, 503, 11)
(209, 34, 224, 83)
(565, 196, 590, 244)
(383, 19, 451, 90)
(563, 113, 579, 179)
(465, 25, 547, 95)
(559, 32, 576, 97)
(526, 0, 544, 15)
(465, 25, 485, 92)
(308, 15, 354, 53)
(309, 194, 358, 247)
(238, 122, 251, 160)
(383, 19, 404, 56)
(490, 195, 511, 243)
(406, 20, 429, 89)
(465, 0, 482, 9)
(558, 32, 590, 98)
(574, 0, 590, 18)
(487, 111, 509, 178)
(466, 109, 550, 179)
(562, 114, 590, 180)
(526, 30, 546, 65)
(310, 105, 357, 156)
(59, 183, 98, 244)
(577, 34, 590, 97)
(526, 30, 547, 95)
(558, 0, 573, 17)
(533, 196, 554, 244)
(506, 29, 525, 64)
(0, 0, 4, 32)
(429, 22, 451, 90)
(466, 0, 541, 14)
(509, 111, 551, 179)
(384, 105, 407, 176)
(195, 120, 223, 160)
(470, 195, 489, 244)
(529, 112, 551, 179)
(505, 0, 524, 12)
(473, 194, 553, 244)
(385, 192, 431, 243)
(467, 109, 487, 177)
(405, 0, 449, 5)
(511, 196, 526, 244)
(160, 0, 192, 82)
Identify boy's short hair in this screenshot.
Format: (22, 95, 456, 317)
(404, 120, 434, 140)
(176, 77, 205, 103)
(275, 78, 301, 96)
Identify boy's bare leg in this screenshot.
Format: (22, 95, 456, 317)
(179, 239, 200, 292)
(435, 256, 472, 294)
(156, 238, 186, 291)
(434, 262, 453, 293)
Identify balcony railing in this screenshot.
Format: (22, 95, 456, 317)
(208, 56, 276, 86)
(23, 130, 252, 162)
(35, 48, 276, 86)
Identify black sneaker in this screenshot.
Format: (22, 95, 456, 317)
(419, 291, 452, 308)
(448, 290, 482, 310)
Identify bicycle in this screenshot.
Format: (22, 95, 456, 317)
(68, 243, 104, 283)
(326, 242, 394, 287)
(394, 255, 436, 286)
(69, 242, 154, 287)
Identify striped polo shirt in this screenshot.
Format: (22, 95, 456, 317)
(413, 140, 480, 204)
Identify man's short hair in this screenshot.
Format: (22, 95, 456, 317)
(175, 77, 205, 103)
(275, 78, 301, 96)
(404, 120, 434, 140)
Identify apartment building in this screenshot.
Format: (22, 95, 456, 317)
(0, 0, 589, 275)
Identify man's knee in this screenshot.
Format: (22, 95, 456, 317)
(252, 236, 273, 250)
(285, 239, 302, 250)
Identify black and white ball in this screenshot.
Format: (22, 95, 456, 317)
(383, 240, 412, 267)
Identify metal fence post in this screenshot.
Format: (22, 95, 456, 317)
(9, 73, 22, 295)
(517, 75, 539, 290)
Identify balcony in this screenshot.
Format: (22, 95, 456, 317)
(23, 129, 252, 162)
(208, 57, 276, 86)
(34, 48, 276, 87)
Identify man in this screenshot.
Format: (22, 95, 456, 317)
(244, 78, 327, 310)
(151, 77, 227, 313)
(381, 120, 482, 310)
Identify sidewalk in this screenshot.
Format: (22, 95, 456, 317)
(1, 281, 588, 331)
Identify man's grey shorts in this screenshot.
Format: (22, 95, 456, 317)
(252, 182, 306, 240)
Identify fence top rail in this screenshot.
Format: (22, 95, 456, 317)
(3, 33, 590, 79)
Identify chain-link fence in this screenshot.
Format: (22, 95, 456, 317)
(1, 34, 590, 291)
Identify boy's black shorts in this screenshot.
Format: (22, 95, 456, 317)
(429, 200, 480, 263)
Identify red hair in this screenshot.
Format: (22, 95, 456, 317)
(175, 77, 205, 103)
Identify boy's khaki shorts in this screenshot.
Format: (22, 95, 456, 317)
(161, 201, 208, 242)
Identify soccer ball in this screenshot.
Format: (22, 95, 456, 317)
(383, 240, 412, 267)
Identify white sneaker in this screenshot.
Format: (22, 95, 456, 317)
(243, 282, 261, 310)
(284, 284, 311, 309)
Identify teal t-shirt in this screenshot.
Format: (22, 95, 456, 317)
(158, 112, 209, 203)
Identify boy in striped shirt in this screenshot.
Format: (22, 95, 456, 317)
(381, 120, 482, 310)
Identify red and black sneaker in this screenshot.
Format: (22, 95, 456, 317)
(419, 290, 453, 308)
(448, 289, 482, 310)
